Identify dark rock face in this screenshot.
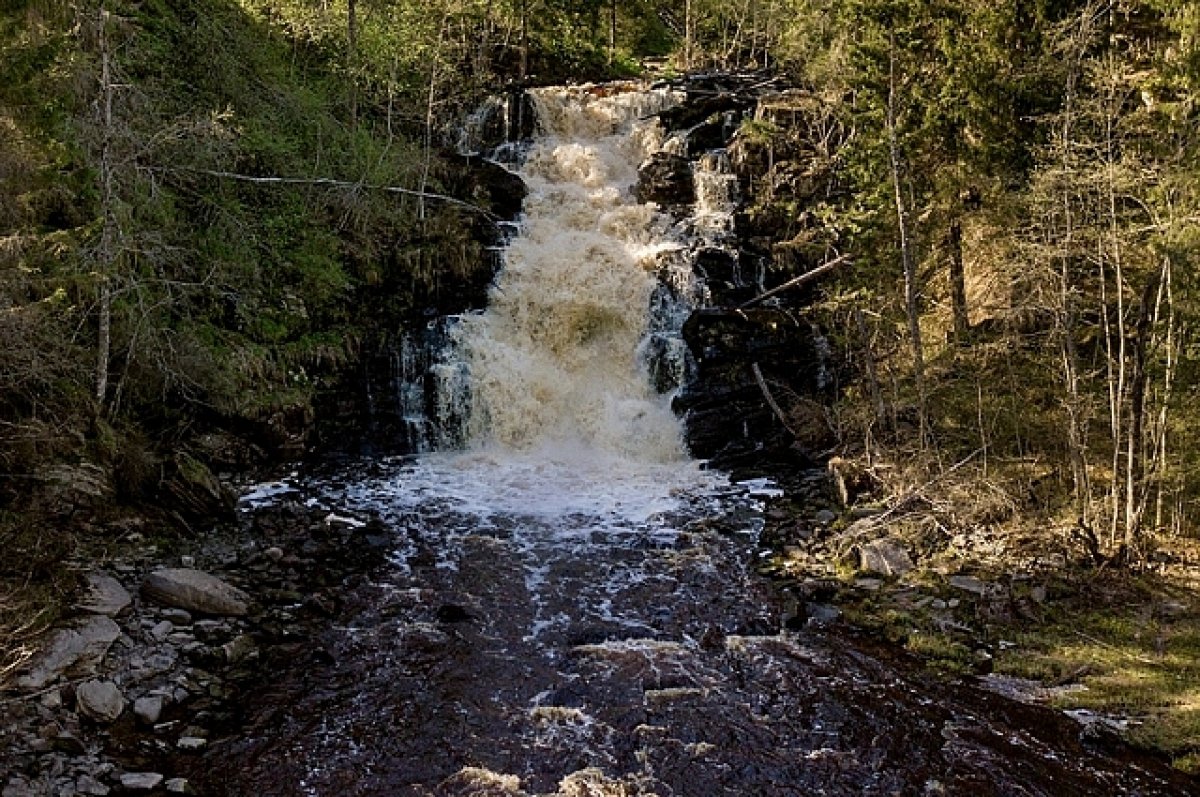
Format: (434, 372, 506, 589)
(674, 308, 822, 467)
(636, 153, 695, 208)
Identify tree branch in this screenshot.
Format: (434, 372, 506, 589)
(738, 253, 851, 309)
(158, 167, 503, 227)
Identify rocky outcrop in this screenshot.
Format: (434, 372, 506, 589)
(141, 569, 249, 616)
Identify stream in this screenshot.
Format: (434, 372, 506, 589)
(194, 83, 1192, 796)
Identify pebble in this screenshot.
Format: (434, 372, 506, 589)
(74, 775, 109, 796)
(149, 620, 174, 641)
(164, 779, 191, 794)
(179, 556, 195, 568)
(264, 546, 285, 562)
(75, 681, 125, 724)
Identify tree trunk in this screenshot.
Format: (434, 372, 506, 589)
(887, 32, 926, 439)
(94, 5, 115, 412)
(1124, 264, 1164, 549)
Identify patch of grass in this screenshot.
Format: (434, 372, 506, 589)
(992, 577, 1200, 770)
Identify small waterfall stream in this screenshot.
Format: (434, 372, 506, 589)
(207, 83, 1189, 797)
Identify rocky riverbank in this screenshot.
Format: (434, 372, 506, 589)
(0, 487, 394, 796)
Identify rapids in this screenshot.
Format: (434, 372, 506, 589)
(195, 83, 1192, 796)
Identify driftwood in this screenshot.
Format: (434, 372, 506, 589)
(738, 253, 852, 309)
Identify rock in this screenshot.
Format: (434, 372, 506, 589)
(141, 569, 249, 616)
(636, 152, 695, 207)
(17, 616, 121, 690)
(857, 539, 915, 577)
(164, 780, 192, 795)
(854, 577, 883, 592)
(177, 736, 207, 751)
(814, 509, 837, 525)
(119, 773, 164, 792)
(132, 696, 163, 726)
(77, 572, 131, 617)
(221, 634, 257, 665)
(159, 609, 193, 624)
(76, 680, 124, 723)
(148, 620, 174, 641)
(948, 575, 990, 596)
(264, 546, 285, 562)
(75, 775, 110, 796)
(1029, 585, 1047, 604)
(179, 555, 196, 568)
(806, 603, 841, 626)
(2, 778, 36, 797)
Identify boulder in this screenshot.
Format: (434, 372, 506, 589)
(17, 616, 121, 691)
(77, 572, 131, 617)
(76, 679, 125, 723)
(141, 569, 249, 616)
(857, 539, 915, 577)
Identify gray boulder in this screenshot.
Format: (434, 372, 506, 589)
(76, 679, 125, 723)
(77, 572, 131, 617)
(141, 569, 249, 616)
(17, 616, 121, 690)
(119, 773, 164, 792)
(857, 539, 915, 577)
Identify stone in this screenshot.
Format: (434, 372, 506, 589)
(948, 575, 989, 596)
(636, 152, 695, 207)
(806, 603, 841, 625)
(141, 569, 249, 616)
(149, 620, 174, 641)
(857, 539, 915, 577)
(221, 634, 257, 664)
(164, 779, 191, 794)
(160, 609, 193, 624)
(854, 577, 883, 592)
(814, 509, 837, 525)
(77, 573, 131, 617)
(74, 775, 110, 796)
(17, 616, 121, 690)
(264, 546, 285, 562)
(179, 555, 195, 568)
(2, 779, 36, 797)
(177, 736, 207, 751)
(132, 696, 163, 726)
(119, 773, 163, 792)
(76, 680, 124, 723)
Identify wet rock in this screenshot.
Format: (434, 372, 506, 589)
(76, 680, 124, 724)
(119, 773, 163, 792)
(141, 569, 249, 616)
(857, 539, 915, 577)
(133, 696, 163, 726)
(636, 152, 695, 207)
(17, 616, 121, 690)
(77, 573, 131, 617)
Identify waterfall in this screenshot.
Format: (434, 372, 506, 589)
(451, 83, 693, 462)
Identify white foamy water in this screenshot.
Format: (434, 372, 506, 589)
(457, 82, 692, 463)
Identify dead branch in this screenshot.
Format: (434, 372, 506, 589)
(158, 167, 502, 226)
(738, 253, 851, 309)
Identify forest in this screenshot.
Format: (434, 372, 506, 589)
(2, 0, 1199, 778)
